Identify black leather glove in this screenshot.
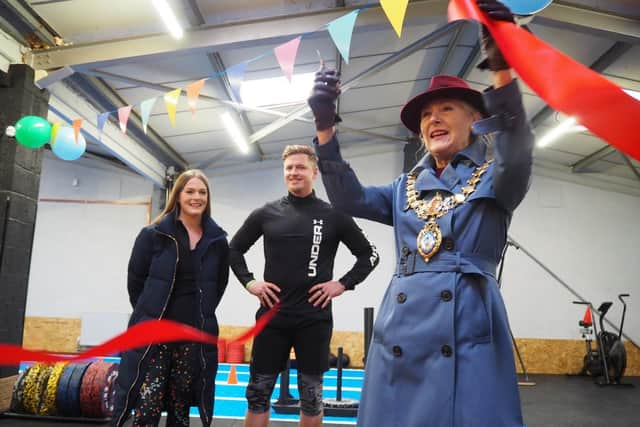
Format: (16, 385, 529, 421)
(307, 66, 342, 131)
(476, 0, 515, 71)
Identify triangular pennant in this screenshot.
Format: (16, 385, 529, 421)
(164, 88, 181, 127)
(118, 106, 133, 134)
(327, 10, 359, 64)
(274, 36, 302, 82)
(97, 112, 109, 134)
(227, 62, 248, 103)
(186, 79, 206, 115)
(50, 123, 61, 146)
(140, 98, 157, 134)
(72, 118, 82, 143)
(381, 0, 409, 37)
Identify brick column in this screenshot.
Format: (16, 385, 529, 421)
(0, 64, 49, 377)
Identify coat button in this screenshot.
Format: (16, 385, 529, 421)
(443, 238, 455, 251)
(392, 345, 403, 357)
(441, 345, 453, 357)
(397, 293, 407, 304)
(440, 290, 452, 302)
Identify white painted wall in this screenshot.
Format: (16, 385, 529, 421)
(26, 147, 640, 348)
(503, 175, 640, 345)
(26, 154, 153, 320)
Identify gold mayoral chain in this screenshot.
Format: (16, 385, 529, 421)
(405, 160, 493, 262)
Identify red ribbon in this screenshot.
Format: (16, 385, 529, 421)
(448, 0, 640, 161)
(0, 305, 279, 366)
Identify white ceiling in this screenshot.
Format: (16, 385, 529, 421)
(2, 0, 639, 190)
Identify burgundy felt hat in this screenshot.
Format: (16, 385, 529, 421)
(400, 75, 487, 134)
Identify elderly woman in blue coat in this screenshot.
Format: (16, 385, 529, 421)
(112, 169, 229, 427)
(307, 1, 533, 426)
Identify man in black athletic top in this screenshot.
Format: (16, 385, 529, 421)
(229, 144, 379, 427)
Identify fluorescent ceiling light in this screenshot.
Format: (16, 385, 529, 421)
(221, 112, 249, 154)
(537, 117, 583, 147)
(624, 89, 640, 101)
(537, 89, 639, 147)
(152, 0, 183, 39)
(240, 72, 316, 107)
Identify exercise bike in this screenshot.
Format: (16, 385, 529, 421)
(572, 294, 630, 386)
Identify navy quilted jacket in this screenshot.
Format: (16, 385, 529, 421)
(112, 210, 229, 426)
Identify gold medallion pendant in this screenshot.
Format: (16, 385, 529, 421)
(416, 220, 442, 262)
(406, 160, 493, 263)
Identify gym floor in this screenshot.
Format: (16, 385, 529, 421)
(1, 374, 638, 427)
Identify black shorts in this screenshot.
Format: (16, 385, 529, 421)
(250, 318, 332, 375)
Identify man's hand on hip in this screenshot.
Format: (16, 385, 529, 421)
(248, 281, 281, 308)
(308, 281, 346, 308)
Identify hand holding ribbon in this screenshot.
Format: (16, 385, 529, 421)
(449, 0, 640, 160)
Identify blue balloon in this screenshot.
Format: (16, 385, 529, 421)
(51, 126, 86, 161)
(501, 0, 553, 15)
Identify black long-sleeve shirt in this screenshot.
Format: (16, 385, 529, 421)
(229, 192, 379, 321)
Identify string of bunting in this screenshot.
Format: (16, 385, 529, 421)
(89, 3, 383, 137)
(0, 305, 279, 366)
(79, 0, 639, 161)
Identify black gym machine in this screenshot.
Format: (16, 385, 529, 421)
(572, 294, 632, 386)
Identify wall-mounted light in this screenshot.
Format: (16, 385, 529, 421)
(221, 112, 249, 154)
(152, 0, 183, 39)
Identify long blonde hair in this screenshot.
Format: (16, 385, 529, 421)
(152, 169, 211, 224)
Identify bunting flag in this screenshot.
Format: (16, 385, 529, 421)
(0, 305, 279, 366)
(50, 123, 61, 146)
(381, 0, 409, 38)
(72, 118, 82, 143)
(139, 98, 157, 134)
(448, 0, 640, 161)
(227, 62, 248, 103)
(117, 106, 133, 134)
(164, 88, 182, 127)
(186, 79, 207, 115)
(327, 10, 360, 64)
(274, 36, 302, 83)
(97, 112, 109, 134)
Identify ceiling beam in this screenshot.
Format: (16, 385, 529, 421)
(248, 20, 463, 145)
(0, 0, 60, 48)
(436, 22, 464, 75)
(24, 1, 640, 72)
(620, 153, 640, 184)
(571, 146, 616, 173)
(533, 2, 640, 44)
(47, 82, 167, 187)
(26, 1, 450, 71)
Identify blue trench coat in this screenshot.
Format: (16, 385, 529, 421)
(314, 81, 534, 427)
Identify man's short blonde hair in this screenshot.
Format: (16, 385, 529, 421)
(282, 144, 318, 165)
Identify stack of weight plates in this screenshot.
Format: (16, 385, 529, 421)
(9, 360, 119, 421)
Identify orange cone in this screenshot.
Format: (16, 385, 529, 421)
(582, 307, 592, 326)
(227, 364, 238, 385)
